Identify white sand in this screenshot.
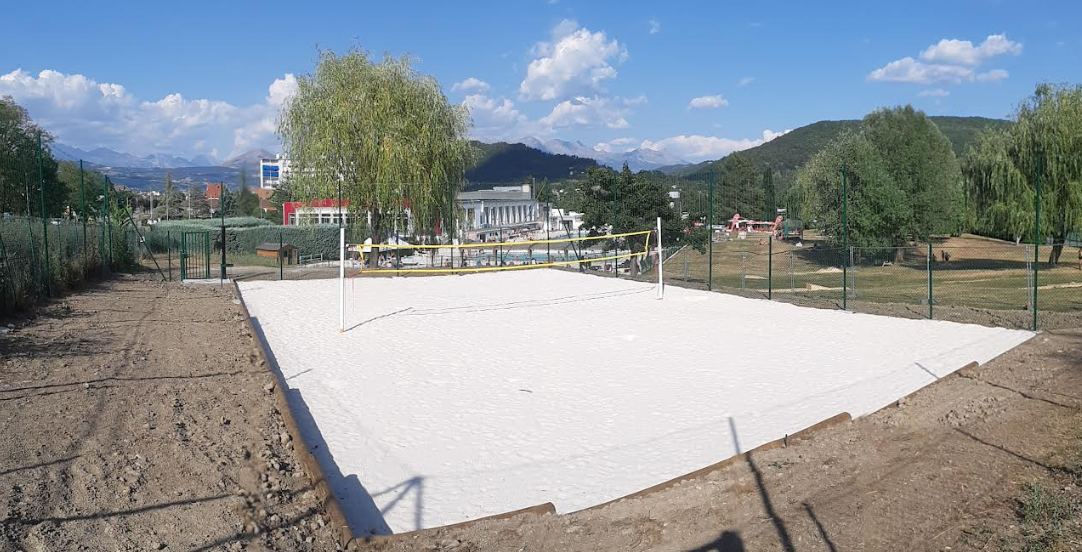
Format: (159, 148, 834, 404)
(238, 270, 1032, 535)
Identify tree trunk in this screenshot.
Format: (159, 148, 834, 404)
(1049, 232, 1065, 266)
(894, 247, 905, 263)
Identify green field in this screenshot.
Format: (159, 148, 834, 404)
(665, 232, 1082, 314)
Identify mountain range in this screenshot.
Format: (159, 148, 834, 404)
(518, 137, 688, 172)
(51, 143, 220, 169)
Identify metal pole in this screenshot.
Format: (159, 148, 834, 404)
(545, 182, 552, 264)
(613, 176, 618, 278)
(656, 216, 664, 299)
(708, 172, 714, 291)
(841, 165, 848, 310)
(279, 230, 284, 280)
(339, 227, 345, 333)
(768, 235, 773, 300)
(104, 176, 111, 269)
(220, 186, 226, 280)
(80, 160, 87, 277)
(1033, 156, 1041, 331)
(36, 132, 50, 295)
(789, 250, 795, 292)
(927, 242, 933, 319)
(167, 231, 172, 281)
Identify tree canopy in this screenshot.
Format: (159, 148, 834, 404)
(963, 83, 1082, 263)
(278, 49, 472, 241)
(795, 105, 964, 252)
(0, 96, 67, 217)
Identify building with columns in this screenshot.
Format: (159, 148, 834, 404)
(456, 185, 541, 240)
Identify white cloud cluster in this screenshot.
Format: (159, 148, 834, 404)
(640, 129, 790, 163)
(0, 68, 295, 159)
(648, 19, 661, 35)
(451, 77, 491, 94)
(868, 33, 1021, 85)
(687, 94, 729, 110)
(593, 137, 639, 153)
(739, 77, 755, 86)
(539, 95, 629, 129)
(519, 19, 627, 101)
(919, 34, 1022, 66)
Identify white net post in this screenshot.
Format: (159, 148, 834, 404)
(656, 216, 664, 300)
(339, 227, 345, 333)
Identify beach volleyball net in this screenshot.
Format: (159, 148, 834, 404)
(353, 229, 656, 274)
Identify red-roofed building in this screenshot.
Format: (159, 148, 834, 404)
(205, 183, 222, 211)
(282, 199, 356, 226)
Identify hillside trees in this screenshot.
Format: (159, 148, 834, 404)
(963, 84, 1082, 264)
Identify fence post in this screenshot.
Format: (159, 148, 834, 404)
(708, 172, 714, 291)
(740, 251, 747, 289)
(1033, 156, 1041, 331)
(656, 216, 664, 299)
(167, 231, 172, 281)
(613, 176, 618, 279)
(927, 242, 933, 319)
(841, 164, 848, 310)
(80, 160, 87, 278)
(279, 230, 284, 280)
(37, 132, 50, 296)
(768, 235, 773, 300)
(789, 250, 795, 292)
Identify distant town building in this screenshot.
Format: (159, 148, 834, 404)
(259, 155, 289, 189)
(281, 199, 357, 226)
(205, 183, 222, 211)
(457, 184, 541, 240)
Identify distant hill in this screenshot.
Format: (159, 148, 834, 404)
(519, 137, 689, 172)
(51, 143, 220, 169)
(466, 141, 598, 187)
(681, 115, 1011, 179)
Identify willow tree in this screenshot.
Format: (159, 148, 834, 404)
(278, 50, 472, 254)
(964, 84, 1082, 264)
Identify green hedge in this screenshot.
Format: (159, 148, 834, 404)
(143, 223, 349, 259)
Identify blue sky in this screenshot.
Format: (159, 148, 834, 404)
(1, 0, 1079, 163)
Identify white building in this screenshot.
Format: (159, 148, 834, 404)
(545, 208, 584, 233)
(456, 185, 541, 240)
(259, 155, 290, 189)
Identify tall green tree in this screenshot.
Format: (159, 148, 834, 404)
(860, 105, 964, 239)
(163, 171, 174, 220)
(0, 96, 66, 217)
(236, 170, 260, 217)
(762, 167, 776, 221)
(714, 152, 765, 221)
(797, 132, 908, 253)
(964, 83, 1082, 264)
(57, 161, 108, 219)
(219, 185, 236, 217)
(278, 49, 472, 254)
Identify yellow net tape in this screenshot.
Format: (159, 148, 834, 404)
(355, 229, 654, 275)
(359, 229, 652, 250)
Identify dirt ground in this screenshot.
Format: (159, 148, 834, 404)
(2, 274, 1081, 552)
(0, 275, 339, 552)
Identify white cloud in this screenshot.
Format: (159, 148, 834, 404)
(0, 68, 290, 159)
(640, 129, 790, 163)
(976, 69, 1009, 82)
(648, 19, 661, 35)
(739, 77, 755, 86)
(919, 34, 1022, 66)
(451, 77, 491, 94)
(918, 88, 951, 97)
(867, 57, 973, 84)
(267, 74, 297, 106)
(687, 94, 729, 109)
(539, 95, 629, 129)
(519, 20, 627, 101)
(621, 94, 648, 106)
(463, 94, 534, 139)
(869, 33, 1022, 85)
(593, 137, 639, 153)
